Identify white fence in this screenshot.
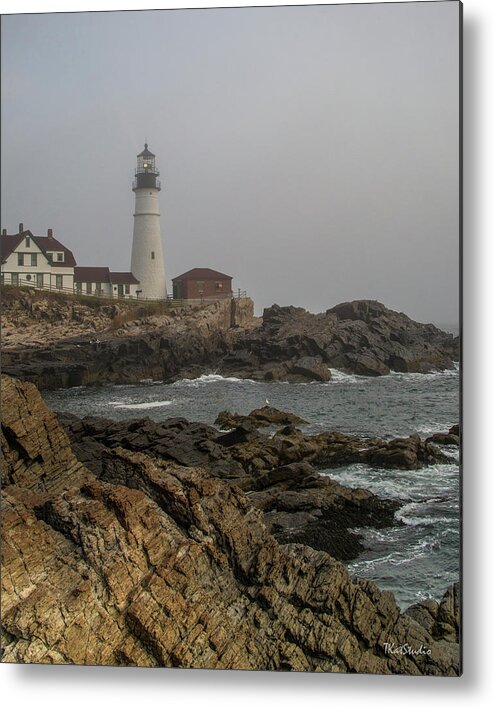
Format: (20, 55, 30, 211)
(1, 278, 248, 305)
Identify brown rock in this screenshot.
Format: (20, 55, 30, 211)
(1, 375, 460, 674)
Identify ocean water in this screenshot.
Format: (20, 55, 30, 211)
(44, 364, 460, 609)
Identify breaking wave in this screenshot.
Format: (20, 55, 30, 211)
(173, 374, 257, 386)
(108, 399, 174, 410)
(328, 369, 363, 384)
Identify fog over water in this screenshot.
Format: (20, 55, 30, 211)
(1, 1, 460, 324)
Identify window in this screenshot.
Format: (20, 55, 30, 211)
(57, 252, 64, 262)
(216, 282, 223, 290)
(26, 236, 30, 247)
(56, 274, 63, 290)
(151, 251, 155, 260)
(17, 253, 24, 266)
(76, 282, 82, 294)
(30, 253, 37, 266)
(86, 282, 92, 295)
(36, 273, 43, 288)
(125, 284, 130, 295)
(12, 273, 19, 286)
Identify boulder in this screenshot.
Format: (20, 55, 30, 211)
(215, 406, 307, 430)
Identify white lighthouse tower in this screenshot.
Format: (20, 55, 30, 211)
(130, 143, 166, 299)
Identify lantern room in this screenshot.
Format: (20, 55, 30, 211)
(133, 143, 161, 191)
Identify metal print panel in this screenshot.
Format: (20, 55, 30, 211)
(0, 0, 462, 675)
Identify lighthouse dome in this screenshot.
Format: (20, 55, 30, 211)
(137, 143, 155, 158)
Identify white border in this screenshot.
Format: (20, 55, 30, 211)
(1, 0, 493, 705)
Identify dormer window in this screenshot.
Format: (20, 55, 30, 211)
(57, 252, 64, 262)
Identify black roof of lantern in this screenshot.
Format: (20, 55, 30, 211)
(137, 142, 155, 158)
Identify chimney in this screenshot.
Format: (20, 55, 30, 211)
(47, 228, 53, 239)
(19, 222, 24, 233)
(1, 228, 6, 236)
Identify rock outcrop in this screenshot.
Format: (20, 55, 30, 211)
(1, 376, 460, 673)
(426, 425, 460, 447)
(56, 408, 452, 561)
(219, 300, 459, 381)
(215, 405, 307, 429)
(404, 583, 460, 643)
(2, 295, 257, 390)
(2, 290, 458, 389)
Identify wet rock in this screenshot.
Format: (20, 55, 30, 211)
(215, 406, 307, 430)
(215, 422, 260, 447)
(365, 434, 451, 469)
(426, 424, 460, 447)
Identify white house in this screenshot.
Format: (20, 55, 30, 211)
(73, 267, 112, 297)
(74, 267, 140, 299)
(1, 224, 76, 291)
(109, 271, 140, 299)
(1, 224, 141, 299)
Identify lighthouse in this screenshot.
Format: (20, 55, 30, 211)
(130, 143, 166, 299)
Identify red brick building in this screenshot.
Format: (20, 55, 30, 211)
(172, 268, 232, 302)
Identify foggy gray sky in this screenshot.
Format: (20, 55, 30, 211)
(1, 1, 460, 324)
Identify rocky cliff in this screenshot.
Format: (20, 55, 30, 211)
(2, 290, 458, 389)
(1, 376, 460, 673)
(1, 293, 258, 389)
(220, 300, 460, 380)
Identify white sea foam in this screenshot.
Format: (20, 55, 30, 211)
(108, 400, 174, 410)
(172, 374, 257, 386)
(397, 514, 453, 528)
(415, 421, 457, 436)
(389, 368, 460, 381)
(328, 369, 362, 384)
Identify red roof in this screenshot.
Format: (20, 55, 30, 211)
(34, 236, 77, 267)
(74, 267, 111, 283)
(0, 229, 77, 267)
(110, 272, 139, 285)
(172, 268, 232, 282)
(0, 233, 24, 263)
(74, 268, 139, 285)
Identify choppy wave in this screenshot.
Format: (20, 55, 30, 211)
(323, 462, 458, 501)
(108, 399, 174, 410)
(172, 374, 257, 387)
(389, 367, 459, 381)
(349, 535, 440, 574)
